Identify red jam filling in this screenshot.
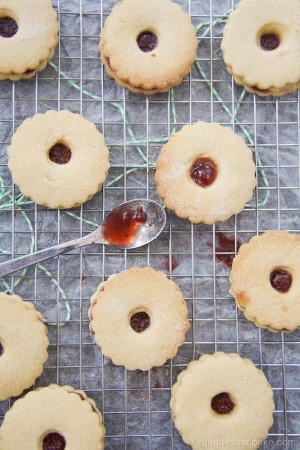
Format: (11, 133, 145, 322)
(137, 32, 158, 52)
(130, 311, 150, 333)
(0, 343, 3, 356)
(214, 233, 241, 269)
(211, 392, 235, 415)
(190, 158, 218, 188)
(250, 86, 270, 94)
(270, 269, 292, 293)
(163, 255, 179, 272)
(0, 17, 18, 38)
(260, 33, 280, 51)
(103, 205, 147, 246)
(49, 144, 72, 165)
(42, 432, 66, 450)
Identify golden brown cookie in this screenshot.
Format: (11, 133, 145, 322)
(89, 267, 189, 371)
(100, 0, 198, 94)
(0, 0, 58, 80)
(170, 352, 274, 450)
(230, 231, 300, 332)
(221, 0, 300, 97)
(0, 384, 105, 450)
(7, 110, 110, 209)
(0, 293, 48, 401)
(155, 121, 256, 224)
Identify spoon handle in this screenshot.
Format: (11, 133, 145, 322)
(0, 234, 95, 277)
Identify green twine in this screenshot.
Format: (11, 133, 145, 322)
(0, 8, 271, 319)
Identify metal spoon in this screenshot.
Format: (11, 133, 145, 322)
(0, 199, 166, 277)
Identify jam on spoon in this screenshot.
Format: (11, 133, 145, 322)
(103, 205, 147, 246)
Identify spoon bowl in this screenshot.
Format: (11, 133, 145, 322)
(98, 199, 167, 249)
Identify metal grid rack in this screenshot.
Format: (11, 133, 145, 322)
(1, 0, 300, 448)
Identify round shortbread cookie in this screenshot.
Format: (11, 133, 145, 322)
(0, 292, 48, 401)
(0, 384, 105, 450)
(155, 121, 256, 224)
(230, 231, 300, 332)
(221, 0, 300, 97)
(89, 266, 189, 371)
(7, 110, 110, 209)
(0, 0, 58, 80)
(170, 352, 274, 450)
(100, 0, 198, 94)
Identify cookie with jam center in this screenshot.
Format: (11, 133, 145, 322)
(89, 266, 189, 371)
(100, 0, 198, 94)
(221, 0, 300, 97)
(230, 231, 300, 332)
(0, 0, 58, 80)
(155, 121, 256, 224)
(170, 352, 274, 450)
(7, 110, 110, 209)
(0, 385, 105, 450)
(0, 292, 48, 401)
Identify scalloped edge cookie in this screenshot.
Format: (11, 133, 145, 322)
(221, 0, 300, 97)
(0, 292, 49, 401)
(170, 352, 274, 450)
(100, 0, 198, 94)
(230, 231, 300, 332)
(0, 384, 105, 450)
(155, 121, 256, 224)
(89, 266, 190, 371)
(7, 110, 110, 209)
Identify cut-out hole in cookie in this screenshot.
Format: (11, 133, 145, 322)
(190, 158, 218, 188)
(270, 269, 292, 293)
(137, 31, 158, 52)
(211, 392, 235, 415)
(49, 143, 72, 165)
(42, 432, 66, 450)
(260, 33, 280, 51)
(0, 16, 18, 38)
(130, 311, 150, 333)
(0, 343, 3, 356)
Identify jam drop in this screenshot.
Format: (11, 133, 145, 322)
(49, 143, 72, 165)
(207, 233, 241, 269)
(42, 432, 66, 450)
(216, 233, 241, 268)
(0, 343, 3, 356)
(211, 392, 235, 415)
(270, 269, 292, 293)
(137, 31, 158, 52)
(103, 205, 147, 246)
(190, 158, 218, 188)
(260, 33, 280, 51)
(130, 311, 150, 333)
(163, 255, 179, 272)
(250, 86, 270, 94)
(0, 17, 18, 38)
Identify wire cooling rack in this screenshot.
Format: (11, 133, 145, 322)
(1, 0, 300, 449)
